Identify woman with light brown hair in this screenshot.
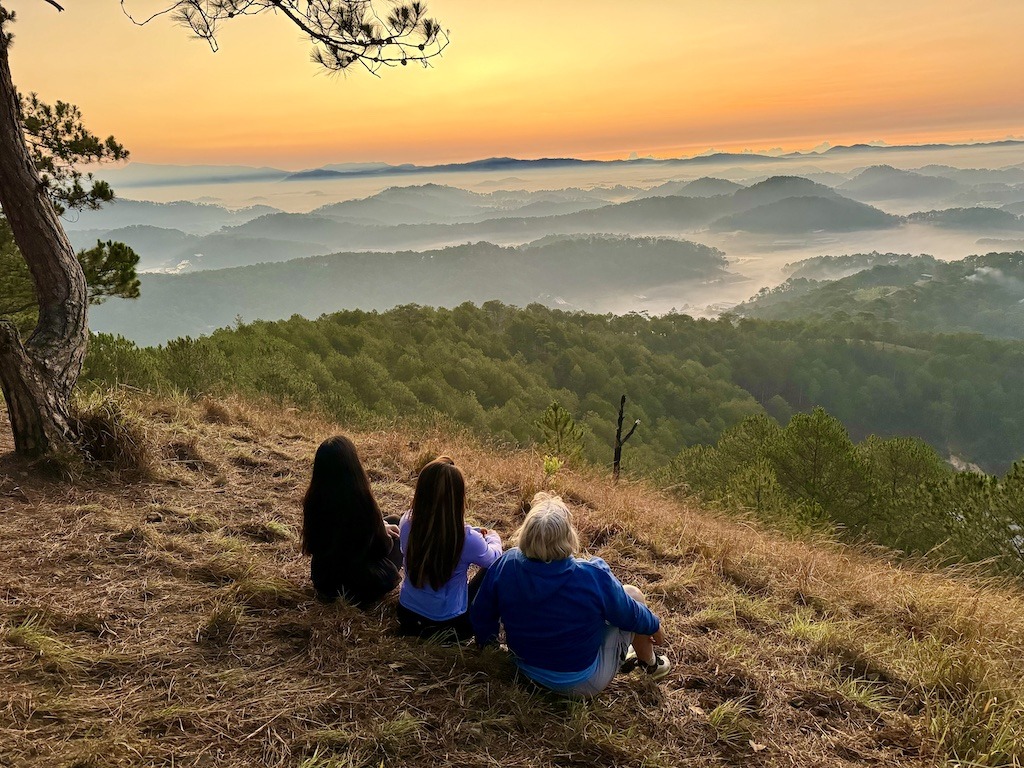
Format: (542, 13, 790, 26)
(397, 456, 503, 640)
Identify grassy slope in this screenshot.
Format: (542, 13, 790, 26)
(2, 394, 1023, 768)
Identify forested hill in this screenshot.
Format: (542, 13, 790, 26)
(85, 302, 1024, 474)
(88, 236, 735, 346)
(737, 251, 1024, 339)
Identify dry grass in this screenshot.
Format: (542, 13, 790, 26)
(70, 390, 153, 477)
(2, 390, 1024, 767)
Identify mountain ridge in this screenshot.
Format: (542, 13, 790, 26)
(97, 138, 1024, 187)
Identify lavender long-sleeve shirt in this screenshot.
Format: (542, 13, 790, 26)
(398, 512, 502, 620)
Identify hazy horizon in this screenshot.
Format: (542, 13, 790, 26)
(10, 1, 1024, 168)
(84, 139, 1024, 213)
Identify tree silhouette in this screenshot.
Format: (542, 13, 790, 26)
(613, 394, 639, 482)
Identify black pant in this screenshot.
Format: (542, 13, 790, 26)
(397, 568, 487, 642)
(384, 514, 403, 570)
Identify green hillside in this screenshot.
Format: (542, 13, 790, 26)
(738, 252, 1024, 339)
(85, 302, 1024, 475)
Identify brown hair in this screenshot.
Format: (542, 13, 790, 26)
(405, 456, 466, 590)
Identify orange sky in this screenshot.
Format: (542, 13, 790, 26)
(7, 0, 1024, 169)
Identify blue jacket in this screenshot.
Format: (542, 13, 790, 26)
(470, 548, 660, 674)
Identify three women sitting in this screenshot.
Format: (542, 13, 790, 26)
(301, 436, 669, 695)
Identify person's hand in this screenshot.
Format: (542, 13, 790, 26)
(385, 524, 400, 538)
(475, 526, 490, 537)
(651, 626, 666, 646)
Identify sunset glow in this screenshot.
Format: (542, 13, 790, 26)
(8, 0, 1024, 168)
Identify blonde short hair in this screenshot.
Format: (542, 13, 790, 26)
(515, 492, 580, 562)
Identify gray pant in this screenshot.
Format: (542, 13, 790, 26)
(533, 625, 634, 697)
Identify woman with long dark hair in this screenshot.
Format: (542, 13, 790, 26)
(301, 435, 402, 607)
(398, 456, 502, 640)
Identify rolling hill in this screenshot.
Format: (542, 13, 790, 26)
(711, 195, 901, 233)
(89, 235, 737, 345)
(635, 177, 746, 200)
(61, 199, 282, 236)
(736, 251, 1024, 339)
(906, 208, 1024, 230)
(729, 176, 841, 211)
(66, 225, 201, 272)
(60, 177, 1024, 276)
(837, 165, 963, 201)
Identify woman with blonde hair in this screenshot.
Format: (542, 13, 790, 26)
(471, 492, 669, 696)
(398, 456, 503, 640)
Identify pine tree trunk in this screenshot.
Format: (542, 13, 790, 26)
(0, 12, 88, 456)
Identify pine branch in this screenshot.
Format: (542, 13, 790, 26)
(0, 299, 36, 316)
(120, 1, 448, 74)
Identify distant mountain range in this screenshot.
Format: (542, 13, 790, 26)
(62, 175, 1024, 273)
(280, 141, 1024, 182)
(98, 163, 292, 188)
(97, 139, 1024, 188)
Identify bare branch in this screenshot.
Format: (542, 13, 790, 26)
(41, 0, 65, 11)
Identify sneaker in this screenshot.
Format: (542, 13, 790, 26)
(640, 654, 671, 680)
(620, 647, 671, 680)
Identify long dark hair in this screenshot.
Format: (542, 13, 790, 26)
(405, 456, 466, 590)
(301, 435, 387, 559)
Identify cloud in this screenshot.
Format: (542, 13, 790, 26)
(965, 266, 1024, 291)
(144, 259, 192, 275)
